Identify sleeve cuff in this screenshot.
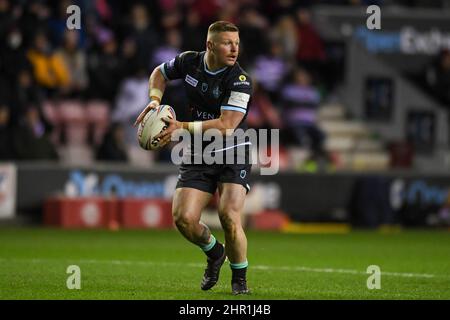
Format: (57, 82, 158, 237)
(159, 63, 169, 81)
(221, 105, 247, 114)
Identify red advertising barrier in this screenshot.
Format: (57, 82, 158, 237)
(248, 210, 291, 231)
(43, 196, 291, 230)
(43, 197, 110, 228)
(118, 198, 173, 229)
(105, 198, 120, 230)
(43, 197, 174, 229)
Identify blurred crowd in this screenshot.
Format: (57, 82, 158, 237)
(0, 0, 444, 165)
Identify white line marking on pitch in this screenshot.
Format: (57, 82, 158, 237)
(0, 257, 444, 279)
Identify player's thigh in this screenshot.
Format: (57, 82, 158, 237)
(172, 187, 213, 222)
(217, 183, 246, 224)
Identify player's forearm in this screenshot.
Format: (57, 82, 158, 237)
(200, 118, 233, 135)
(181, 116, 238, 136)
(149, 66, 168, 102)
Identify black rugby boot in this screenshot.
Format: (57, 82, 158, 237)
(231, 277, 250, 295)
(201, 246, 226, 290)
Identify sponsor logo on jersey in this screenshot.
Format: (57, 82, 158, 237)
(233, 74, 250, 86)
(185, 74, 198, 87)
(196, 110, 216, 120)
(201, 82, 208, 92)
(212, 86, 221, 98)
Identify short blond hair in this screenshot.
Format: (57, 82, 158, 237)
(207, 21, 239, 40)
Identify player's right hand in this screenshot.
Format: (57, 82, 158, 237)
(134, 100, 159, 127)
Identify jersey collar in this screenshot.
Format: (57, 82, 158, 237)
(203, 52, 228, 75)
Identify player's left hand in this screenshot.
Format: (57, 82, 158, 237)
(155, 117, 182, 147)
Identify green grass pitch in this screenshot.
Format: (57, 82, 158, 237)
(0, 228, 449, 299)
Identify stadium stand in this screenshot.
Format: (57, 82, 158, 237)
(1, 0, 450, 230)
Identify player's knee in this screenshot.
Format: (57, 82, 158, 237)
(218, 209, 240, 234)
(173, 210, 196, 231)
(173, 215, 189, 231)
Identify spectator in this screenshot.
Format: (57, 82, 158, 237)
(11, 68, 50, 131)
(160, 7, 182, 30)
(247, 80, 283, 130)
(295, 8, 326, 63)
(279, 67, 326, 159)
(18, 0, 51, 49)
(191, 0, 221, 27)
(151, 28, 182, 70)
(80, 0, 113, 24)
(238, 6, 269, 69)
(260, 0, 298, 22)
(1, 26, 29, 83)
(251, 40, 289, 101)
(271, 15, 298, 63)
(181, 9, 206, 52)
(0, 0, 14, 44)
(121, 37, 139, 78)
(12, 107, 58, 160)
(1, 26, 30, 125)
(48, 0, 86, 47)
(87, 30, 124, 103)
(150, 28, 188, 120)
(57, 30, 89, 97)
(27, 31, 70, 95)
(96, 122, 129, 162)
(128, 3, 159, 71)
(217, 0, 240, 23)
(83, 12, 105, 53)
(112, 67, 149, 145)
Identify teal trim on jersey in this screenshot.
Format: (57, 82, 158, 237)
(159, 63, 169, 81)
(221, 105, 247, 114)
(203, 57, 227, 75)
(200, 234, 216, 252)
(230, 261, 248, 269)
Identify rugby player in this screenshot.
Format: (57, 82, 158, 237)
(134, 21, 252, 295)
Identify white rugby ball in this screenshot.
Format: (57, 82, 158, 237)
(137, 104, 176, 150)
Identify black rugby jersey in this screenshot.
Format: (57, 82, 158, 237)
(160, 51, 252, 130)
(160, 51, 253, 163)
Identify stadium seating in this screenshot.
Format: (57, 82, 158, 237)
(58, 100, 88, 146)
(127, 145, 155, 167)
(86, 100, 110, 146)
(57, 145, 95, 166)
(318, 103, 390, 171)
(42, 99, 116, 165)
